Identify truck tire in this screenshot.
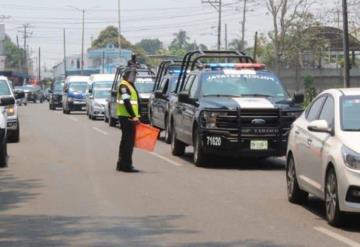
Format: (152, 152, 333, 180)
(0, 140, 8, 168)
(171, 123, 185, 156)
(193, 127, 207, 166)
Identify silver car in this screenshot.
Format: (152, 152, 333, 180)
(88, 89, 111, 120)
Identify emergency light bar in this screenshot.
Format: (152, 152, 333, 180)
(204, 63, 266, 71)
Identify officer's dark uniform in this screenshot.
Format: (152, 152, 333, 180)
(116, 71, 141, 173)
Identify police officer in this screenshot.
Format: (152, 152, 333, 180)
(116, 66, 141, 173)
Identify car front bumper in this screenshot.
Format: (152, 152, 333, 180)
(199, 128, 287, 158)
(338, 163, 360, 213)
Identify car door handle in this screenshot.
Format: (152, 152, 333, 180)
(295, 130, 300, 135)
(307, 138, 312, 145)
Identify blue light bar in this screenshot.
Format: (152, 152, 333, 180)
(207, 63, 236, 70)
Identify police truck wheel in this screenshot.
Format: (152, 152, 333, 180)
(193, 127, 207, 166)
(109, 117, 116, 127)
(171, 124, 185, 156)
(164, 117, 171, 144)
(0, 141, 7, 168)
(286, 155, 308, 204)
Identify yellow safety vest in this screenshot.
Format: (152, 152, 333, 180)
(116, 80, 140, 117)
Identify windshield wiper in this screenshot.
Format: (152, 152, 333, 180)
(203, 94, 239, 97)
(240, 94, 273, 98)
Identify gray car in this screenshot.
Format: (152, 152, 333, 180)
(88, 89, 111, 120)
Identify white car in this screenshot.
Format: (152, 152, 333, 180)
(0, 76, 20, 142)
(286, 88, 360, 226)
(88, 89, 111, 120)
(86, 74, 114, 116)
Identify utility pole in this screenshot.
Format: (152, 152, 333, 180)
(253, 31, 258, 62)
(63, 28, 67, 77)
(20, 24, 31, 74)
(241, 0, 247, 50)
(202, 0, 222, 50)
(38, 47, 41, 85)
(81, 9, 85, 75)
(224, 24, 228, 50)
(118, 0, 122, 62)
(342, 0, 351, 87)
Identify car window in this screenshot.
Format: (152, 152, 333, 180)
(306, 96, 326, 122)
(159, 78, 169, 94)
(183, 75, 194, 92)
(189, 76, 199, 99)
(319, 96, 335, 127)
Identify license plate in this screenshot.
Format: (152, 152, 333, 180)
(250, 140, 268, 150)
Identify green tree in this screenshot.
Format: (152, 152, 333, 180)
(169, 30, 190, 50)
(91, 26, 150, 66)
(135, 39, 163, 55)
(4, 36, 24, 71)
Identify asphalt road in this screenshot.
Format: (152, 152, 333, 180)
(1, 103, 360, 247)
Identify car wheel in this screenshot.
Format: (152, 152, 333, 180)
(164, 116, 171, 144)
(0, 140, 8, 168)
(193, 127, 207, 166)
(9, 123, 20, 143)
(109, 116, 116, 127)
(286, 155, 308, 204)
(171, 122, 185, 156)
(325, 167, 344, 226)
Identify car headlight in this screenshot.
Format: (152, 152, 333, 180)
(201, 111, 228, 128)
(6, 105, 15, 116)
(283, 111, 302, 118)
(342, 145, 360, 170)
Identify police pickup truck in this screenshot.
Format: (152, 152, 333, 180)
(149, 60, 182, 143)
(170, 52, 304, 166)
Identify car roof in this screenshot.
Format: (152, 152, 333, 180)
(66, 76, 90, 83)
(322, 88, 360, 97)
(90, 74, 115, 82)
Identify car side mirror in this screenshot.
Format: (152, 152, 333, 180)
(111, 91, 117, 97)
(14, 91, 25, 99)
(64, 88, 69, 93)
(0, 96, 15, 106)
(88, 89, 93, 94)
(178, 91, 190, 103)
(308, 120, 333, 134)
(293, 93, 304, 104)
(154, 90, 163, 98)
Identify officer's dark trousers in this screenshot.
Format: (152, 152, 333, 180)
(117, 117, 136, 169)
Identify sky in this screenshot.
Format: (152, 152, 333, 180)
(0, 0, 332, 70)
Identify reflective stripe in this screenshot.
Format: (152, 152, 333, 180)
(117, 100, 138, 104)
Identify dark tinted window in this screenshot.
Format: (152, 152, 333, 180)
(319, 96, 335, 127)
(306, 96, 326, 122)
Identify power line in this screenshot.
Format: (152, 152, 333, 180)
(202, 0, 222, 50)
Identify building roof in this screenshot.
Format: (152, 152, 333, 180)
(306, 26, 360, 51)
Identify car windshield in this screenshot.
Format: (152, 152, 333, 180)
(69, 82, 88, 93)
(54, 83, 64, 92)
(94, 90, 110, 99)
(341, 96, 360, 131)
(135, 78, 155, 93)
(93, 81, 112, 89)
(0, 80, 11, 96)
(201, 71, 288, 99)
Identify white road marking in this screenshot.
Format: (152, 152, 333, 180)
(314, 227, 360, 247)
(92, 127, 108, 136)
(149, 152, 183, 167)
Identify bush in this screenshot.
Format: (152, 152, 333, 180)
(303, 75, 317, 107)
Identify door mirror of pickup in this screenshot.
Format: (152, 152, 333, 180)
(154, 90, 163, 98)
(64, 88, 69, 93)
(293, 93, 304, 104)
(178, 91, 190, 103)
(111, 91, 117, 97)
(88, 89, 93, 94)
(0, 96, 15, 106)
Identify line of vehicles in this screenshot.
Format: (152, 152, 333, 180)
(46, 50, 360, 227)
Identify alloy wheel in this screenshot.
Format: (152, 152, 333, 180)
(326, 171, 338, 222)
